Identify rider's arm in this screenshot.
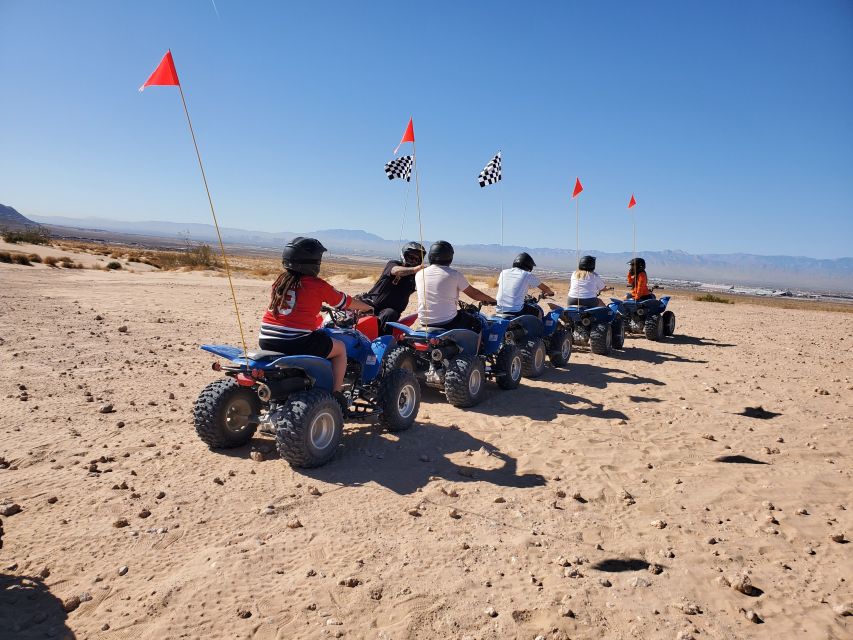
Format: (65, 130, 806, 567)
(349, 298, 373, 313)
(537, 282, 554, 297)
(463, 285, 497, 305)
(390, 264, 424, 277)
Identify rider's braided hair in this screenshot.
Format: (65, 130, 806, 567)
(268, 269, 302, 318)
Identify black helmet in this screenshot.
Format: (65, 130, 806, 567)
(578, 255, 596, 272)
(428, 240, 454, 266)
(281, 236, 327, 276)
(512, 252, 536, 272)
(627, 257, 646, 275)
(401, 241, 426, 267)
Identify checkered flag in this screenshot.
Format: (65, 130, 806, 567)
(478, 151, 501, 187)
(384, 155, 413, 182)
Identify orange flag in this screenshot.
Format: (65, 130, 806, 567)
(394, 118, 415, 154)
(572, 177, 583, 199)
(628, 194, 637, 209)
(139, 50, 180, 92)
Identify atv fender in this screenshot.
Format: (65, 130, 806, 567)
(364, 335, 394, 384)
(268, 356, 335, 392)
(508, 314, 544, 340)
(659, 296, 670, 308)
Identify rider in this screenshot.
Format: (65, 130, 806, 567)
(259, 237, 372, 393)
(495, 252, 554, 319)
(357, 241, 425, 331)
(567, 255, 608, 307)
(627, 257, 654, 301)
(416, 240, 496, 332)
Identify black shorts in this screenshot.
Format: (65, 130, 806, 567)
(259, 330, 333, 358)
(568, 296, 604, 308)
(430, 311, 482, 333)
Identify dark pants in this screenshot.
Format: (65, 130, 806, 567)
(568, 296, 604, 308)
(515, 303, 544, 319)
(356, 296, 402, 334)
(429, 311, 482, 333)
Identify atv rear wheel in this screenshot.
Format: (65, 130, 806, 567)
(549, 329, 572, 367)
(589, 323, 613, 355)
(644, 314, 664, 341)
(274, 389, 344, 468)
(378, 368, 421, 432)
(444, 355, 486, 407)
(382, 344, 418, 375)
(662, 310, 676, 336)
(495, 343, 523, 390)
(611, 317, 626, 350)
(521, 338, 547, 378)
(193, 378, 260, 448)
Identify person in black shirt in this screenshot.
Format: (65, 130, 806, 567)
(357, 242, 425, 331)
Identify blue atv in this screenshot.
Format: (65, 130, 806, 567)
(384, 301, 523, 407)
(614, 291, 676, 341)
(491, 294, 573, 378)
(193, 308, 421, 468)
(551, 296, 625, 356)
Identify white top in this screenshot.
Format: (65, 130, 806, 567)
(568, 271, 605, 300)
(496, 267, 541, 313)
(416, 265, 470, 326)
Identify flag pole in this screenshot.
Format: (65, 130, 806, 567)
(411, 135, 429, 331)
(499, 150, 504, 248)
(575, 196, 580, 270)
(176, 84, 250, 360)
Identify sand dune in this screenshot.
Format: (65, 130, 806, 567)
(0, 261, 851, 639)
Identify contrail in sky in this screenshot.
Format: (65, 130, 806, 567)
(210, 0, 220, 19)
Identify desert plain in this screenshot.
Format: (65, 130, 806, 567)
(1, 246, 851, 640)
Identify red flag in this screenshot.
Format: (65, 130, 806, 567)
(139, 50, 180, 92)
(572, 177, 583, 199)
(394, 118, 415, 153)
(628, 194, 637, 209)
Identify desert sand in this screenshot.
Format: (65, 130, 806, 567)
(1, 257, 851, 640)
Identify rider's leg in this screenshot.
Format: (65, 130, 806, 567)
(328, 338, 347, 392)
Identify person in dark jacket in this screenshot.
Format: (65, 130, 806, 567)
(357, 241, 425, 331)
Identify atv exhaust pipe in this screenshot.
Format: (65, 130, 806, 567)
(257, 383, 272, 402)
(431, 344, 459, 362)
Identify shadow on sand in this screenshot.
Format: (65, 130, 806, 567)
(0, 573, 76, 639)
(543, 362, 665, 390)
(665, 335, 736, 348)
(591, 558, 661, 572)
(714, 455, 768, 465)
(300, 421, 547, 495)
(617, 344, 709, 365)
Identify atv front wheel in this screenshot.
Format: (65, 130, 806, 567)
(193, 378, 260, 448)
(444, 355, 486, 407)
(549, 329, 572, 367)
(521, 338, 547, 378)
(644, 314, 664, 341)
(378, 368, 421, 432)
(589, 323, 613, 355)
(662, 310, 676, 336)
(611, 317, 626, 350)
(494, 343, 523, 390)
(382, 344, 417, 375)
(274, 389, 344, 468)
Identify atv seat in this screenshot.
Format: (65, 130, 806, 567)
(245, 350, 286, 361)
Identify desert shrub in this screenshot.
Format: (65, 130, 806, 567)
(44, 255, 59, 267)
(57, 256, 82, 269)
(0, 251, 12, 263)
(106, 261, 122, 270)
(12, 254, 32, 265)
(28, 253, 42, 263)
(694, 293, 733, 304)
(1, 226, 51, 245)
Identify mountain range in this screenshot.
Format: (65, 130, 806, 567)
(18, 210, 853, 292)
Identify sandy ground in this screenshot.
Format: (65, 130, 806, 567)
(0, 260, 851, 640)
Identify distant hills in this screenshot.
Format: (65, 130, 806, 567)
(0, 204, 39, 230)
(20, 211, 853, 292)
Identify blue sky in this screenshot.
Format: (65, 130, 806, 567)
(1, 1, 851, 258)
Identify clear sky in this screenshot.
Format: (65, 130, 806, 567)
(1, 1, 851, 258)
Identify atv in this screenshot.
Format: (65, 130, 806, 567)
(384, 301, 523, 407)
(548, 294, 625, 356)
(193, 308, 421, 468)
(613, 291, 675, 341)
(491, 293, 572, 378)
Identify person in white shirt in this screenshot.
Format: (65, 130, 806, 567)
(567, 255, 609, 307)
(416, 240, 496, 332)
(495, 252, 555, 318)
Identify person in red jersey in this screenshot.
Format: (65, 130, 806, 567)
(260, 237, 371, 392)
